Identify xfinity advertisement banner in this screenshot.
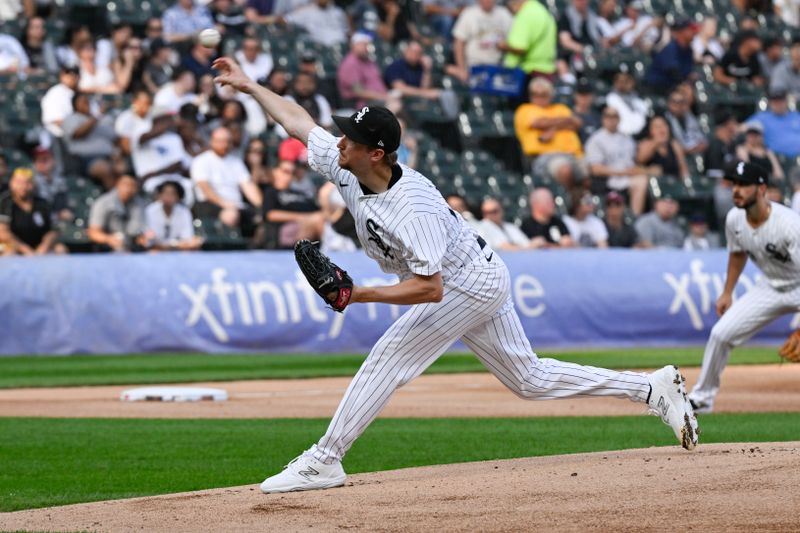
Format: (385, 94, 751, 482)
(0, 250, 792, 355)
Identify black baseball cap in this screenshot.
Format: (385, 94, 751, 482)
(332, 106, 401, 153)
(724, 160, 769, 185)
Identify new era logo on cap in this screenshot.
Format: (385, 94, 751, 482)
(332, 106, 401, 154)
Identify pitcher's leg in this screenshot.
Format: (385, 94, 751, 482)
(314, 268, 506, 464)
(690, 284, 790, 410)
(462, 300, 650, 402)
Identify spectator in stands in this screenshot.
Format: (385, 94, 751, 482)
(691, 16, 724, 64)
(115, 89, 153, 156)
(77, 42, 120, 94)
(350, 0, 421, 45)
(211, 0, 248, 39)
(596, 0, 620, 44)
(634, 194, 684, 248)
(264, 66, 289, 96)
(142, 39, 175, 94)
(704, 110, 739, 179)
(446, 193, 481, 232)
(144, 181, 203, 250)
(682, 212, 720, 250)
(277, 138, 317, 199)
(31, 146, 70, 221)
(132, 106, 195, 204)
(665, 88, 708, 155)
(605, 68, 649, 136)
(520, 187, 575, 248)
(0, 0, 34, 21)
(113, 37, 145, 94)
(318, 181, 358, 252)
(162, 0, 215, 44)
(572, 80, 600, 143)
(56, 24, 92, 69)
(62, 92, 116, 172)
(612, 0, 663, 53)
(760, 36, 785, 82)
(144, 17, 165, 54)
(337, 32, 395, 109)
(557, 0, 605, 82)
(181, 39, 216, 79)
(477, 197, 531, 251)
(286, 0, 349, 47)
(770, 39, 800, 100)
(0, 168, 64, 255)
(735, 120, 785, 182)
(102, 22, 133, 70)
(714, 30, 764, 86)
(564, 192, 608, 248)
(177, 104, 206, 156)
(22, 16, 57, 73)
(87, 174, 147, 252)
(747, 89, 800, 158)
(447, 0, 512, 82)
(245, 138, 271, 188)
(584, 105, 650, 215)
(235, 37, 273, 83)
(636, 115, 690, 180)
(514, 77, 584, 190)
(262, 158, 323, 248)
(245, 0, 285, 24)
(775, 0, 800, 27)
(422, 0, 471, 39)
(603, 190, 639, 247)
(41, 65, 80, 139)
(192, 127, 262, 230)
(0, 154, 8, 194)
(155, 68, 197, 113)
(284, 71, 333, 129)
(501, 0, 557, 79)
(384, 40, 440, 101)
(644, 19, 697, 90)
(396, 115, 419, 169)
(0, 31, 29, 76)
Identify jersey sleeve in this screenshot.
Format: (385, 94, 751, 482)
(397, 214, 449, 276)
(724, 209, 743, 253)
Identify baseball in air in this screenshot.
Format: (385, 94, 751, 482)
(198, 28, 221, 48)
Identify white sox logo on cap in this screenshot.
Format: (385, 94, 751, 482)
(737, 161, 745, 175)
(354, 106, 369, 123)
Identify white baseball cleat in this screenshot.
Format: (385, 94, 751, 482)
(647, 365, 699, 450)
(260, 448, 346, 494)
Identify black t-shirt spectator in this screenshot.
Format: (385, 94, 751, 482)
(262, 186, 317, 248)
(520, 215, 570, 244)
(704, 137, 737, 178)
(0, 192, 52, 248)
(384, 59, 423, 88)
(557, 13, 593, 46)
(719, 50, 762, 81)
(605, 221, 638, 248)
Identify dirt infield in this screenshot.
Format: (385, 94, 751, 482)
(0, 364, 798, 418)
(2, 442, 799, 532)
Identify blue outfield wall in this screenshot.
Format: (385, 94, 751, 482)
(0, 250, 793, 355)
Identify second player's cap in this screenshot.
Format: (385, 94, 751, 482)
(332, 106, 401, 153)
(724, 160, 769, 185)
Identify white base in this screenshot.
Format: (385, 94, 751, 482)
(120, 386, 228, 402)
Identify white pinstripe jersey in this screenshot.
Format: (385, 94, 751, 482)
(725, 202, 800, 290)
(307, 127, 485, 281)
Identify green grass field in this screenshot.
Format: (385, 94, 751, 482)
(2, 413, 799, 512)
(0, 347, 782, 388)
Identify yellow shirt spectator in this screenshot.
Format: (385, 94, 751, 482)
(515, 102, 583, 157)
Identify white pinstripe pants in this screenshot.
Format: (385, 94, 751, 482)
(313, 256, 651, 464)
(689, 281, 800, 407)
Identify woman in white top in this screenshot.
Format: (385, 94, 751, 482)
(77, 42, 121, 94)
(691, 17, 725, 64)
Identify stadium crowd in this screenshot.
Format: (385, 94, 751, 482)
(0, 0, 799, 256)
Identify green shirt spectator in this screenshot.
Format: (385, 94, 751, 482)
(503, 0, 556, 74)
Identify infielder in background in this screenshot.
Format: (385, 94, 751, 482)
(213, 57, 699, 494)
(689, 161, 800, 413)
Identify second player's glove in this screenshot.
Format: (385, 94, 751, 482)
(294, 240, 353, 312)
(778, 329, 800, 363)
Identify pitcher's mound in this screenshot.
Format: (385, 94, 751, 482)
(3, 442, 799, 532)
